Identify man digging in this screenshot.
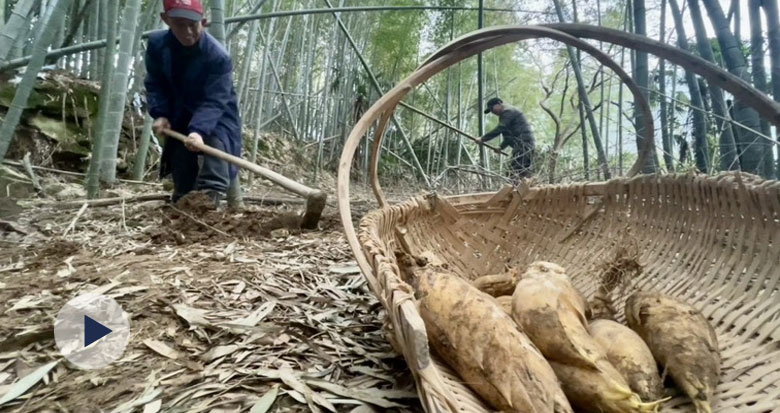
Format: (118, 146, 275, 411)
(146, 0, 242, 208)
(477, 97, 536, 183)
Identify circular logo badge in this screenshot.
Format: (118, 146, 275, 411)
(54, 293, 130, 370)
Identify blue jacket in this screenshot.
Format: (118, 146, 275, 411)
(145, 30, 241, 178)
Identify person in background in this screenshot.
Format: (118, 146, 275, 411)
(476, 97, 536, 182)
(145, 0, 241, 206)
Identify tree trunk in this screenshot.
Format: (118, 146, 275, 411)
(618, 3, 629, 176)
(72, 5, 83, 75)
(258, 30, 299, 140)
(85, 0, 118, 198)
(131, 3, 159, 96)
(209, 0, 242, 207)
(668, 63, 678, 165)
(302, 15, 319, 141)
(632, 0, 659, 173)
(132, 114, 154, 181)
(732, 0, 741, 45)
(226, 0, 237, 57)
(324, 0, 430, 185)
(552, 0, 611, 179)
(477, 0, 485, 176)
(33, 0, 55, 51)
(88, 0, 98, 79)
(0, 0, 73, 161)
(748, 0, 775, 178)
(237, 19, 259, 108)
(226, 0, 269, 40)
(53, 3, 66, 66)
(128, 2, 163, 178)
(266, 15, 291, 122)
(209, 0, 226, 43)
(58, 0, 93, 49)
(248, 0, 279, 186)
(9, 5, 32, 60)
(578, 101, 590, 180)
(315, 20, 337, 179)
(659, 0, 674, 172)
(0, 0, 37, 63)
(98, 0, 142, 185)
(97, 0, 105, 72)
(669, 0, 710, 173)
(700, 0, 767, 176)
(698, 78, 713, 115)
(764, 0, 780, 173)
(689, 0, 740, 171)
(597, 0, 605, 164)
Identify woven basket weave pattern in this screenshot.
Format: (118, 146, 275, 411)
(358, 175, 780, 412)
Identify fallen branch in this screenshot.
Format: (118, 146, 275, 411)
(22, 153, 45, 196)
(1, 160, 161, 186)
(63, 203, 88, 236)
(32, 193, 312, 209)
(43, 194, 169, 209)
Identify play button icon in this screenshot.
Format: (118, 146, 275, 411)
(54, 293, 130, 370)
(84, 315, 112, 347)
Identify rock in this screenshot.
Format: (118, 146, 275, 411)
(28, 115, 90, 153)
(270, 228, 290, 238)
(42, 181, 69, 195)
(52, 183, 86, 201)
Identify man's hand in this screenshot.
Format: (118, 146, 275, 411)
(184, 132, 204, 152)
(152, 117, 170, 136)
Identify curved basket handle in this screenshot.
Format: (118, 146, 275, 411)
(338, 23, 780, 294)
(338, 25, 653, 293)
(368, 26, 655, 205)
(424, 24, 780, 127)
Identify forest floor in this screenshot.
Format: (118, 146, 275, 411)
(0, 167, 427, 412)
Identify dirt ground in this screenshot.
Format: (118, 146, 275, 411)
(0, 182, 424, 412)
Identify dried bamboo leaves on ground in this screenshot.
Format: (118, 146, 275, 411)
(0, 196, 422, 412)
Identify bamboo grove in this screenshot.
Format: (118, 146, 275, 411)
(0, 0, 779, 199)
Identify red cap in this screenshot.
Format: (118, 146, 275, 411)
(164, 0, 204, 21)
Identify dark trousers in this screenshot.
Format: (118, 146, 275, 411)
(168, 135, 230, 202)
(510, 145, 534, 181)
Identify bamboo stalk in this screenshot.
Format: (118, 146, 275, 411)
(257, 30, 300, 140)
(99, 0, 142, 185)
(132, 114, 154, 181)
(323, 0, 430, 186)
(8, 1, 34, 61)
(0, 0, 73, 162)
(249, 0, 279, 186)
(553, 0, 611, 179)
(85, 0, 118, 198)
(225, 0, 269, 40)
(0, 0, 37, 62)
(0, 5, 530, 71)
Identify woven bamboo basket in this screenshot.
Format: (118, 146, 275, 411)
(338, 24, 780, 413)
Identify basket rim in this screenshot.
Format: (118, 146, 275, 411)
(356, 173, 780, 412)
